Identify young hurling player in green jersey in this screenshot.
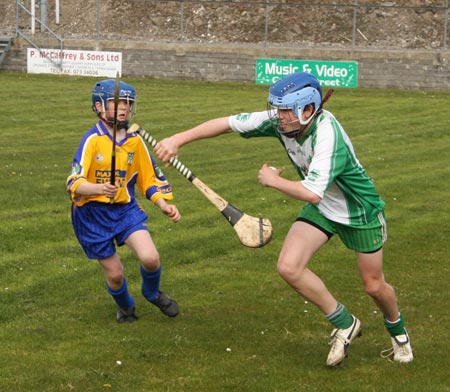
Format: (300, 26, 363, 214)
(153, 72, 413, 366)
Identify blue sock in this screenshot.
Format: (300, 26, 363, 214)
(140, 265, 161, 302)
(107, 278, 135, 310)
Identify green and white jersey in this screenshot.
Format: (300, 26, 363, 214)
(228, 109, 385, 227)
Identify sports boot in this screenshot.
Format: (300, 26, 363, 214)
(117, 306, 138, 323)
(381, 330, 413, 363)
(150, 292, 179, 317)
(326, 315, 362, 366)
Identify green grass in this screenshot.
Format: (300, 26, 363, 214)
(1, 72, 449, 391)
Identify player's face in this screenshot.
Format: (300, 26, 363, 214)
(276, 108, 301, 133)
(105, 99, 133, 122)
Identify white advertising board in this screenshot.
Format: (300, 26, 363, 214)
(27, 48, 122, 77)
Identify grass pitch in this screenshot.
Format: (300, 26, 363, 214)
(1, 73, 449, 391)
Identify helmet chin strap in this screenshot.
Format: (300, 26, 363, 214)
(101, 114, 128, 130)
(281, 124, 309, 139)
(279, 118, 310, 139)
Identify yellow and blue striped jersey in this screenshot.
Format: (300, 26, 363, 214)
(66, 121, 173, 206)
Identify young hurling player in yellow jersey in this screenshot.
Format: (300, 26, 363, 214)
(153, 72, 413, 366)
(66, 79, 181, 323)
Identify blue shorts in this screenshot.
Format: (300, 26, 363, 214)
(71, 200, 148, 260)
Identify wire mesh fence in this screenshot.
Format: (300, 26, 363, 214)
(9, 0, 450, 50)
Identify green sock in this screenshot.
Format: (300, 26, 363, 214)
(326, 303, 354, 329)
(384, 312, 406, 337)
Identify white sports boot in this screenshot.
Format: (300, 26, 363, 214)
(381, 330, 413, 363)
(326, 316, 362, 367)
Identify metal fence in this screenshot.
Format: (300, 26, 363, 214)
(14, 0, 450, 50)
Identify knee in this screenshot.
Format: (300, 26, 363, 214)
(363, 279, 384, 298)
(277, 257, 299, 282)
(140, 252, 160, 271)
(108, 270, 124, 288)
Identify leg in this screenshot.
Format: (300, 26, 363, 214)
(125, 229, 160, 272)
(126, 230, 161, 301)
(99, 253, 125, 290)
(357, 249, 413, 363)
(279, 221, 361, 366)
(277, 221, 337, 314)
(126, 229, 179, 317)
(99, 253, 137, 322)
(356, 248, 399, 322)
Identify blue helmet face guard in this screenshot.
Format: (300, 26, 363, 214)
(267, 72, 323, 137)
(92, 79, 137, 126)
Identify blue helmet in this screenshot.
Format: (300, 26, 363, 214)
(268, 72, 322, 126)
(92, 79, 136, 125)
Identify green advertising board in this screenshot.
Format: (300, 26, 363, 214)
(256, 58, 358, 88)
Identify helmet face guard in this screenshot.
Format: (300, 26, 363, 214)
(267, 72, 323, 137)
(92, 79, 136, 127)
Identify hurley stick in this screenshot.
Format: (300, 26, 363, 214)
(109, 73, 120, 203)
(127, 123, 273, 248)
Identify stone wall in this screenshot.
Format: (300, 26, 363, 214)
(3, 37, 450, 90)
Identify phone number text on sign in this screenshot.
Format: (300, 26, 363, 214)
(27, 48, 122, 78)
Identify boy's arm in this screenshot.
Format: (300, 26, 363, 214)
(75, 181, 118, 199)
(154, 117, 231, 163)
(258, 164, 321, 204)
(154, 198, 181, 223)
